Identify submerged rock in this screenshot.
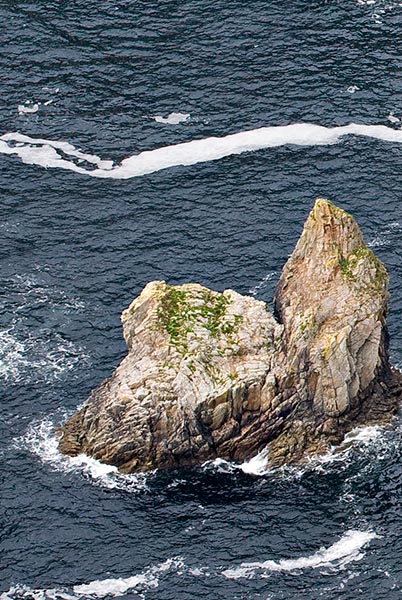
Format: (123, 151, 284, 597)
(58, 199, 402, 471)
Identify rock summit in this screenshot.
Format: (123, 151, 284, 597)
(58, 199, 402, 472)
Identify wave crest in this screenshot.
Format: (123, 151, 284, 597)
(222, 529, 378, 579)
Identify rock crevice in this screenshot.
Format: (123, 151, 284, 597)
(58, 199, 402, 471)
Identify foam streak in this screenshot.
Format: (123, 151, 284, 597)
(222, 530, 378, 579)
(1, 123, 402, 179)
(0, 559, 183, 600)
(0, 531, 377, 598)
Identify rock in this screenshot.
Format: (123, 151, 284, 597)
(58, 199, 402, 471)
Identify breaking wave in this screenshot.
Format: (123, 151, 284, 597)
(222, 529, 378, 579)
(3, 122, 402, 179)
(0, 558, 185, 600)
(16, 416, 394, 492)
(203, 425, 387, 477)
(0, 530, 377, 599)
(16, 418, 150, 492)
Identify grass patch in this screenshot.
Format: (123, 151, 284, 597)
(338, 244, 387, 292)
(156, 286, 243, 356)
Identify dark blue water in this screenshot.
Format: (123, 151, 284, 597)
(2, 1, 402, 598)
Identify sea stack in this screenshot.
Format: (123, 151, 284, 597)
(58, 199, 402, 472)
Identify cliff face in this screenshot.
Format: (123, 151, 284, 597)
(58, 199, 402, 472)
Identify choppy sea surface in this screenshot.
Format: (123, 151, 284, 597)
(2, 1, 402, 598)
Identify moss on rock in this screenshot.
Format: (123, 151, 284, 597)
(156, 284, 243, 356)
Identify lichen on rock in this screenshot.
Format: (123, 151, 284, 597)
(58, 198, 402, 472)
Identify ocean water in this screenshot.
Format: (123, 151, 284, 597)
(2, 0, 402, 598)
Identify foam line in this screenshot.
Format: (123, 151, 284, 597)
(0, 532, 377, 598)
(0, 132, 114, 172)
(0, 559, 183, 600)
(74, 558, 182, 597)
(222, 530, 378, 579)
(1, 122, 402, 179)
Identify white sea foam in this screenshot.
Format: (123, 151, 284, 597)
(73, 573, 155, 597)
(203, 425, 385, 478)
(222, 530, 378, 579)
(202, 449, 271, 476)
(3, 122, 402, 179)
(0, 275, 87, 383)
(312, 425, 383, 463)
(0, 132, 114, 172)
(17, 103, 39, 115)
(73, 558, 183, 597)
(356, 0, 402, 23)
(346, 85, 360, 94)
(0, 330, 26, 381)
(240, 448, 270, 476)
(0, 587, 76, 600)
(18, 418, 150, 492)
(0, 531, 379, 597)
(5, 273, 86, 313)
(153, 112, 190, 124)
(342, 425, 383, 445)
(289, 425, 385, 476)
(202, 457, 239, 474)
(0, 558, 184, 600)
(0, 326, 88, 384)
(248, 271, 278, 297)
(387, 111, 400, 124)
(368, 221, 402, 248)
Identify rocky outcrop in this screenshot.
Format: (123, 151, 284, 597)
(58, 199, 402, 472)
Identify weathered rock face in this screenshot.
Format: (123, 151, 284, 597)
(59, 282, 285, 471)
(58, 199, 402, 471)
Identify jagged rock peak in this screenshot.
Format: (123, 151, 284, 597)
(288, 198, 365, 268)
(58, 199, 402, 472)
(275, 198, 387, 329)
(274, 198, 390, 421)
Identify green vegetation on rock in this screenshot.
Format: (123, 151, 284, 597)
(338, 243, 387, 292)
(156, 285, 243, 356)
